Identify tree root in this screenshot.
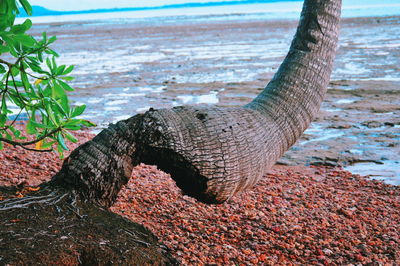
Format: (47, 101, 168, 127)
(0, 185, 176, 265)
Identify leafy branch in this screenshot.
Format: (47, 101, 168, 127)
(0, 0, 95, 157)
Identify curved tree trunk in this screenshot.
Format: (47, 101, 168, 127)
(51, 0, 342, 205)
(1, 0, 342, 263)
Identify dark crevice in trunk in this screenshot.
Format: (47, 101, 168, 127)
(141, 145, 214, 204)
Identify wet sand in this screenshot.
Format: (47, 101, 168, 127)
(28, 15, 400, 184)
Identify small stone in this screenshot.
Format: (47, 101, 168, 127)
(323, 248, 333, 255)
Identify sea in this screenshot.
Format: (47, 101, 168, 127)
(18, 0, 400, 24)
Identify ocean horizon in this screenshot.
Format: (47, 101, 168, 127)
(17, 0, 400, 24)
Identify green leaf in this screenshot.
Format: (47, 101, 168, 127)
(0, 45, 10, 54)
(63, 65, 74, 75)
(57, 132, 68, 150)
(1, 97, 7, 114)
(0, 3, 89, 155)
(52, 56, 57, 69)
(13, 34, 35, 47)
(11, 25, 27, 34)
(44, 49, 59, 57)
(26, 120, 37, 134)
(56, 144, 65, 159)
(52, 80, 66, 98)
(59, 76, 74, 81)
(0, 140, 3, 150)
(5, 131, 12, 141)
(80, 119, 96, 127)
(9, 46, 19, 58)
(27, 60, 43, 73)
(57, 79, 74, 91)
(20, 70, 30, 90)
(29, 120, 51, 129)
(7, 80, 23, 88)
(41, 140, 56, 149)
(71, 105, 86, 117)
(0, 64, 6, 74)
(46, 57, 52, 70)
(48, 36, 57, 44)
(37, 50, 43, 62)
(8, 92, 24, 107)
(64, 119, 82, 126)
(22, 19, 33, 30)
(42, 32, 47, 42)
(56, 65, 66, 75)
(11, 66, 20, 77)
(63, 124, 81, 130)
(42, 85, 52, 97)
(60, 94, 70, 115)
(63, 130, 78, 143)
(18, 0, 33, 16)
(0, 114, 6, 126)
(44, 99, 57, 125)
(9, 127, 23, 139)
(53, 100, 67, 117)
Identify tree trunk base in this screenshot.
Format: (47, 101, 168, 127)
(0, 185, 176, 265)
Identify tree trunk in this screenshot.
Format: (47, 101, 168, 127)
(52, 0, 342, 204)
(1, 0, 342, 263)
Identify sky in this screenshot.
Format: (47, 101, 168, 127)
(28, 0, 241, 11)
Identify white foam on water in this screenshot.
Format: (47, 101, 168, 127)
(104, 92, 146, 97)
(113, 115, 131, 121)
(334, 62, 369, 75)
(360, 76, 400, 82)
(335, 98, 359, 104)
(58, 50, 163, 75)
(105, 100, 129, 105)
(136, 106, 152, 113)
(87, 98, 104, 103)
(177, 91, 219, 104)
(301, 125, 345, 146)
(104, 106, 122, 111)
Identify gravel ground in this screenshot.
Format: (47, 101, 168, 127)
(1, 131, 399, 265)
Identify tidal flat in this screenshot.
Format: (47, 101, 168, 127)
(28, 14, 400, 184)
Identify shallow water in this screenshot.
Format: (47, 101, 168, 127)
(345, 161, 400, 185)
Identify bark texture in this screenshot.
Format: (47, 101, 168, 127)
(52, 0, 342, 205)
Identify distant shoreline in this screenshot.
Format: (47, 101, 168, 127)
(19, 0, 301, 17)
(17, 1, 400, 25)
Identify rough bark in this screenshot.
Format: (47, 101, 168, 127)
(51, 0, 342, 205)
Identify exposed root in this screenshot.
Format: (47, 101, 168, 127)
(0, 186, 69, 211)
(0, 184, 177, 265)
